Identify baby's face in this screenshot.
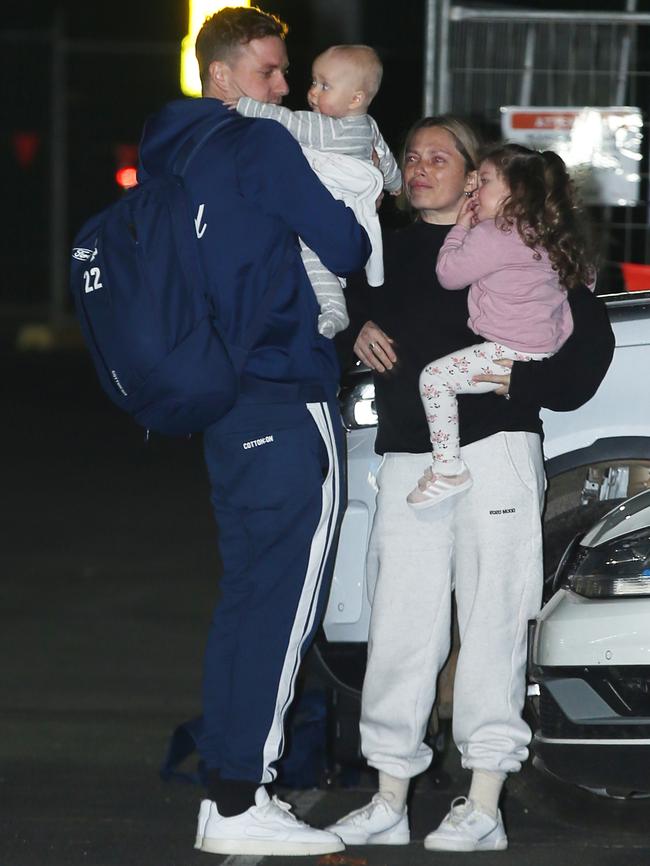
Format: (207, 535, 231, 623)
(307, 52, 366, 118)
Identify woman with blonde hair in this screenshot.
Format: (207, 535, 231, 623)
(327, 116, 613, 852)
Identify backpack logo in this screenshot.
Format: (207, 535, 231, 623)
(72, 246, 97, 262)
(83, 266, 104, 294)
(194, 203, 207, 239)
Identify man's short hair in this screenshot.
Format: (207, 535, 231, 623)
(195, 5, 288, 88)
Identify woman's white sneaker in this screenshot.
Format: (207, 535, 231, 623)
(326, 793, 410, 845)
(424, 797, 507, 852)
(196, 787, 345, 856)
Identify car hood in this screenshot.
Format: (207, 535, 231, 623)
(582, 488, 650, 547)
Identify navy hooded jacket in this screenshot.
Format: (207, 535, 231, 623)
(138, 97, 371, 390)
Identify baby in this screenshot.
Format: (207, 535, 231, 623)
(233, 44, 402, 338)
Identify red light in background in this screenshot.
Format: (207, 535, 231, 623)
(12, 131, 41, 168)
(115, 166, 138, 189)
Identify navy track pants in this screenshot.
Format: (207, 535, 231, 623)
(199, 390, 345, 784)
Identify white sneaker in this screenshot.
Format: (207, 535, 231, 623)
(326, 793, 410, 845)
(424, 797, 507, 852)
(196, 787, 345, 856)
(195, 799, 211, 849)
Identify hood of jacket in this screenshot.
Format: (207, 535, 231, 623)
(138, 97, 228, 181)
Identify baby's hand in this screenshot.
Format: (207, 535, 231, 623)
(222, 97, 239, 110)
(389, 187, 402, 197)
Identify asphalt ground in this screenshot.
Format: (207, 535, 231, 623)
(3, 345, 650, 866)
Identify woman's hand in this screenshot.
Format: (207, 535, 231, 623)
(473, 357, 512, 397)
(354, 321, 397, 372)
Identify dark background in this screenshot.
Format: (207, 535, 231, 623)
(1, 0, 424, 321)
(4, 0, 647, 327)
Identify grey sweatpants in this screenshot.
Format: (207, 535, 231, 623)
(359, 431, 545, 779)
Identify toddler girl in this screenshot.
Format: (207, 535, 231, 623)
(407, 144, 594, 508)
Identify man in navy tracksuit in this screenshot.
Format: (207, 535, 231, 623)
(138, 6, 370, 858)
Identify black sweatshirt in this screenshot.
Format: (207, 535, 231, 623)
(336, 220, 615, 456)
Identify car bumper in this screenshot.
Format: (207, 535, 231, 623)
(533, 736, 650, 792)
(528, 589, 650, 790)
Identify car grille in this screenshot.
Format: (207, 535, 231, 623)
(539, 674, 650, 740)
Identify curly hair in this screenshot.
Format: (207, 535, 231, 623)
(481, 143, 594, 290)
(195, 6, 288, 88)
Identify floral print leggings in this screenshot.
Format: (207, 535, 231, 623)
(419, 341, 550, 475)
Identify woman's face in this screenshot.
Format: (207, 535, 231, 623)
(403, 126, 476, 224)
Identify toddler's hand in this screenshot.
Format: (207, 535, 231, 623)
(456, 194, 477, 229)
(390, 187, 402, 197)
(221, 97, 239, 110)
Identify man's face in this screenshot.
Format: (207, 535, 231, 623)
(221, 36, 289, 104)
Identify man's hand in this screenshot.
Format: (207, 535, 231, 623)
(473, 357, 513, 397)
(354, 320, 397, 372)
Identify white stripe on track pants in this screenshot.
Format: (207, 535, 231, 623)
(359, 431, 546, 778)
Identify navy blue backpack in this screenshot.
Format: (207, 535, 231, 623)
(69, 117, 245, 436)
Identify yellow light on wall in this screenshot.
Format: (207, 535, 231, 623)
(180, 1, 251, 97)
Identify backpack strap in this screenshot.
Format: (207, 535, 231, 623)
(172, 113, 234, 177)
(171, 112, 306, 373)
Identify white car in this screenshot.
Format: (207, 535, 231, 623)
(316, 290, 650, 768)
(528, 489, 650, 797)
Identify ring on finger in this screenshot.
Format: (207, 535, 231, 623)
(369, 341, 376, 351)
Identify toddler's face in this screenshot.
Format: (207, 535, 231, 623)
(307, 52, 364, 118)
(474, 160, 510, 222)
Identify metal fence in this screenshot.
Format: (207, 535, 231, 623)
(425, 2, 650, 278)
(1, 20, 179, 331)
(6, 5, 650, 329)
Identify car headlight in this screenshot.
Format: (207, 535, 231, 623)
(339, 373, 377, 430)
(340, 381, 377, 429)
(556, 527, 650, 598)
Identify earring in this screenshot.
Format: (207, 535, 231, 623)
(464, 191, 473, 197)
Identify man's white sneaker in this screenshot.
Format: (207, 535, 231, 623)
(424, 797, 507, 852)
(196, 787, 345, 856)
(194, 798, 211, 849)
(325, 793, 410, 845)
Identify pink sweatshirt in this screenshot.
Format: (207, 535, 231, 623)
(436, 221, 574, 354)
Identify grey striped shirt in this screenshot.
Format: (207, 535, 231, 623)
(237, 98, 402, 194)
